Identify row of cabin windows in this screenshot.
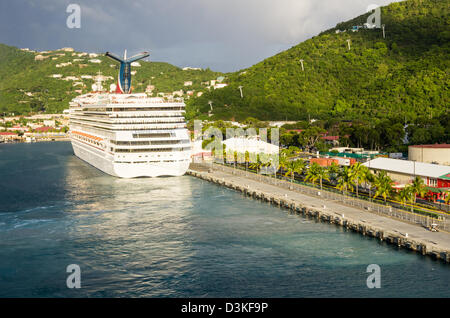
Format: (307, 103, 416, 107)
(73, 117, 185, 124)
(70, 122, 186, 131)
(113, 147, 190, 153)
(111, 140, 190, 146)
(133, 133, 171, 138)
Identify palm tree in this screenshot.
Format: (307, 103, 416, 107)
(305, 163, 330, 190)
(284, 160, 297, 182)
(248, 155, 262, 174)
(328, 161, 340, 182)
(350, 162, 366, 198)
(282, 159, 305, 183)
(244, 151, 250, 171)
(398, 186, 413, 208)
(410, 176, 427, 205)
(373, 171, 394, 205)
(279, 153, 289, 175)
(336, 166, 355, 196)
(361, 166, 375, 200)
(294, 159, 306, 177)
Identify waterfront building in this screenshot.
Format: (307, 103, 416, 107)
(310, 158, 339, 167)
(408, 144, 450, 166)
(363, 157, 450, 202)
(223, 136, 279, 155)
(0, 132, 20, 142)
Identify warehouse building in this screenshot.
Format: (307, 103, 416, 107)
(408, 144, 450, 166)
(363, 157, 450, 202)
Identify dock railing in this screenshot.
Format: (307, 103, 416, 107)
(196, 162, 448, 231)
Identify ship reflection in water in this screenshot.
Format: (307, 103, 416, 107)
(61, 154, 198, 296)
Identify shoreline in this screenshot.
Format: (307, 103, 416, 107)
(0, 138, 70, 145)
(188, 163, 450, 263)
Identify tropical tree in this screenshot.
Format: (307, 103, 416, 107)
(410, 176, 427, 205)
(305, 163, 330, 190)
(279, 153, 289, 173)
(283, 159, 306, 183)
(373, 171, 394, 205)
(248, 155, 262, 174)
(336, 166, 355, 196)
(244, 151, 250, 171)
(294, 159, 306, 177)
(284, 160, 297, 182)
(397, 186, 413, 208)
(362, 166, 375, 200)
(350, 162, 366, 198)
(328, 161, 341, 182)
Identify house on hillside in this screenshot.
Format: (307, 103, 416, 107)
(35, 55, 49, 61)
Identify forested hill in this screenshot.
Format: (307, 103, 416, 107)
(0, 44, 223, 114)
(188, 0, 449, 122)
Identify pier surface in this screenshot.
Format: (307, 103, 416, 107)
(188, 163, 450, 263)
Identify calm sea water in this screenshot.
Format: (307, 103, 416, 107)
(0, 142, 449, 297)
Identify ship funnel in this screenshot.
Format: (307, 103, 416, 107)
(105, 50, 150, 94)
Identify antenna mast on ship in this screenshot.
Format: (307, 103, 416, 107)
(92, 71, 105, 92)
(105, 50, 150, 94)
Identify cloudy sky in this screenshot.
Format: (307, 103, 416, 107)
(0, 0, 401, 72)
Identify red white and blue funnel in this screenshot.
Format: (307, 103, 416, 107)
(105, 50, 149, 94)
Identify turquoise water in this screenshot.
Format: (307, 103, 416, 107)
(0, 142, 449, 297)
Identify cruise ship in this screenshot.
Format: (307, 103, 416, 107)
(68, 50, 191, 178)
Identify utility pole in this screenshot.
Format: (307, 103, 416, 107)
(382, 24, 386, 39)
(238, 86, 243, 98)
(299, 59, 304, 71)
(347, 39, 351, 50)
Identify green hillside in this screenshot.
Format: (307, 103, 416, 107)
(0, 44, 223, 114)
(188, 0, 449, 122)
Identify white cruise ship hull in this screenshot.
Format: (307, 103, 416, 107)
(72, 139, 190, 178)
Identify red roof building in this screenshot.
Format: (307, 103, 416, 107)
(35, 126, 53, 132)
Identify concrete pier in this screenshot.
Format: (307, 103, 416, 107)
(187, 165, 450, 263)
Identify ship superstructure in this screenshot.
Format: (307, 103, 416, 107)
(68, 51, 191, 178)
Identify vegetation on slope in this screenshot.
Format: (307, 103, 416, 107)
(187, 0, 449, 123)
